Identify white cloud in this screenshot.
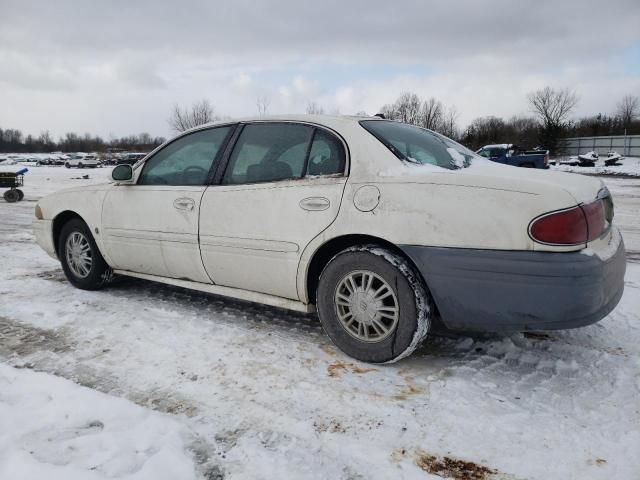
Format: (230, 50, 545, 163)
(0, 0, 638, 137)
(234, 73, 253, 89)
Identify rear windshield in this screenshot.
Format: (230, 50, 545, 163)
(360, 120, 479, 169)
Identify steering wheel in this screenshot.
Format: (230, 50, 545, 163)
(182, 165, 208, 185)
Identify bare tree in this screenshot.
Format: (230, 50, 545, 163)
(38, 130, 53, 146)
(379, 93, 446, 130)
(256, 95, 271, 117)
(438, 106, 459, 139)
(138, 132, 152, 145)
(378, 103, 397, 120)
(527, 86, 578, 154)
(394, 92, 422, 125)
(616, 95, 639, 128)
(420, 97, 444, 130)
(169, 99, 216, 132)
(306, 101, 325, 115)
(527, 87, 579, 128)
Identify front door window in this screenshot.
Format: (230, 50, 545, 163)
(138, 126, 233, 186)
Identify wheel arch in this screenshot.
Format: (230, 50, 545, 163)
(304, 234, 427, 306)
(52, 210, 88, 258)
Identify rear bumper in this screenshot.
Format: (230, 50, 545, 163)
(400, 229, 626, 332)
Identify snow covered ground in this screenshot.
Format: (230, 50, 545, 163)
(551, 156, 640, 177)
(1, 166, 639, 479)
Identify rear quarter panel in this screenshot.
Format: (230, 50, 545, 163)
(296, 179, 580, 301)
(332, 181, 572, 250)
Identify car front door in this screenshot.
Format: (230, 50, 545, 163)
(199, 122, 348, 300)
(101, 125, 235, 281)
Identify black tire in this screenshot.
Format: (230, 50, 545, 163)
(78, 163, 84, 169)
(65, 163, 71, 168)
(58, 218, 112, 290)
(317, 245, 432, 363)
(16, 189, 24, 201)
(3, 190, 19, 203)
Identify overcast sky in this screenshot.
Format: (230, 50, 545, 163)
(1, 0, 639, 139)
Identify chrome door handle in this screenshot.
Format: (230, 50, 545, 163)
(299, 197, 330, 211)
(173, 197, 195, 211)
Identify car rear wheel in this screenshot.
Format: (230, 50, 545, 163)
(317, 245, 432, 363)
(58, 218, 112, 290)
(65, 163, 71, 168)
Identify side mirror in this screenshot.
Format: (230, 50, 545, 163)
(112, 164, 134, 183)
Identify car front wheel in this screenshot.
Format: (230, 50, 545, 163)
(58, 218, 112, 290)
(317, 245, 432, 363)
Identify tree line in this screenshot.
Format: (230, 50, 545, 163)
(0, 129, 166, 154)
(379, 89, 639, 154)
(3, 90, 638, 156)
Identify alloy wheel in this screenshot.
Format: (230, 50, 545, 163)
(334, 270, 399, 342)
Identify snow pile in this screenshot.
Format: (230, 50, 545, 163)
(0, 364, 198, 480)
(446, 148, 465, 168)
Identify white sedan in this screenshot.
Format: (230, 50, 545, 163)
(65, 155, 100, 168)
(33, 115, 626, 363)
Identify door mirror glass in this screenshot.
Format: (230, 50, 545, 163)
(112, 164, 133, 182)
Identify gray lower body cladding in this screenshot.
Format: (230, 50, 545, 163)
(400, 239, 626, 332)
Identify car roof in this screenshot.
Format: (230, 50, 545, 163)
(198, 114, 381, 131)
(482, 144, 513, 150)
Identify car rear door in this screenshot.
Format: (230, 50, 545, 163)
(101, 125, 235, 281)
(199, 122, 348, 300)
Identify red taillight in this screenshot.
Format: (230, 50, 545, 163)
(530, 206, 587, 245)
(582, 200, 605, 241)
(529, 200, 607, 245)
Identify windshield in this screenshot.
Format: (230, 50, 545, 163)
(360, 120, 480, 169)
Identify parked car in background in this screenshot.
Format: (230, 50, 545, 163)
(65, 154, 100, 168)
(33, 115, 625, 363)
(117, 152, 147, 165)
(476, 144, 549, 168)
(35, 154, 64, 166)
(36, 155, 53, 166)
(37, 152, 69, 166)
(19, 155, 40, 164)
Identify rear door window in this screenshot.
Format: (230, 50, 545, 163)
(307, 129, 346, 176)
(223, 123, 345, 184)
